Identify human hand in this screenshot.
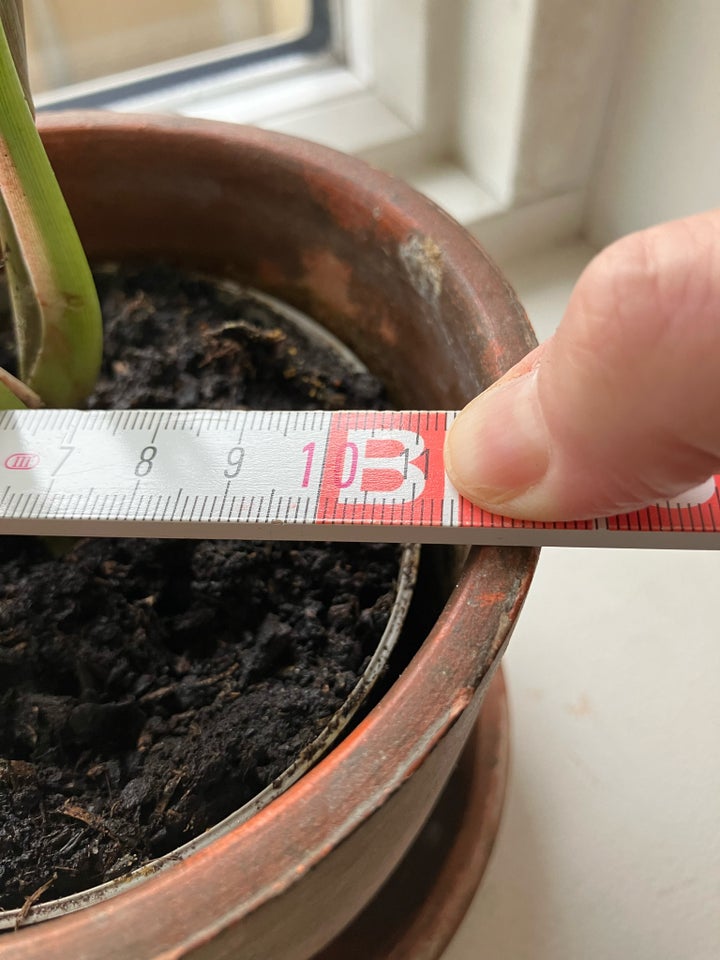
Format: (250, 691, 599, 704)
(444, 210, 720, 521)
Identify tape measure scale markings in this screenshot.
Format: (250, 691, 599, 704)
(0, 408, 718, 547)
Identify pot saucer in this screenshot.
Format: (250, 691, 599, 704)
(316, 666, 509, 960)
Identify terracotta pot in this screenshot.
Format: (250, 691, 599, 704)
(1, 113, 538, 958)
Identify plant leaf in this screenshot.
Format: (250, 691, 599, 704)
(0, 8, 102, 408)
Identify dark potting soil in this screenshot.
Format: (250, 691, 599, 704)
(0, 265, 402, 912)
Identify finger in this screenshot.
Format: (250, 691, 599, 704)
(444, 210, 720, 520)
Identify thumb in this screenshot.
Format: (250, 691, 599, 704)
(445, 210, 720, 520)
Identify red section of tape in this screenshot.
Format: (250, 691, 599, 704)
(317, 411, 447, 525)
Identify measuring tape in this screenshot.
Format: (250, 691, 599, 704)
(0, 408, 718, 548)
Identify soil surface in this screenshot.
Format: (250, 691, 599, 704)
(0, 266, 401, 912)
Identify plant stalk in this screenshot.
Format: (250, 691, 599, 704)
(0, 3, 102, 408)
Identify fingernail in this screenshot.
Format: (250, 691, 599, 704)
(445, 369, 550, 510)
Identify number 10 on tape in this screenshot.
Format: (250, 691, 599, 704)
(316, 411, 448, 525)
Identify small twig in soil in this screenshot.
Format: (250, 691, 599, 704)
(56, 827, 89, 858)
(15, 873, 57, 929)
(138, 663, 239, 707)
(152, 771, 184, 819)
(119, 291, 154, 322)
(189, 663, 240, 689)
(59, 801, 123, 844)
(217, 319, 285, 343)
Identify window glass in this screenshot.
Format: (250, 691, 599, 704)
(25, 0, 312, 93)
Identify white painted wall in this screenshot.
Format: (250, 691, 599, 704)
(585, 0, 720, 247)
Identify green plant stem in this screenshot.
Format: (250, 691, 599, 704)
(0, 10, 102, 408)
(0, 0, 31, 110)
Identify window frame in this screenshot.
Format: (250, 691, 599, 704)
(33, 0, 332, 110)
(35, 0, 631, 262)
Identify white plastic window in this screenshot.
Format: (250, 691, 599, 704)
(30, 0, 631, 262)
(26, 0, 313, 95)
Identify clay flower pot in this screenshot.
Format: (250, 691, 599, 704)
(0, 113, 538, 959)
